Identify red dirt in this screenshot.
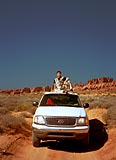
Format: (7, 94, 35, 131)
(0, 98, 116, 160)
(0, 127, 116, 160)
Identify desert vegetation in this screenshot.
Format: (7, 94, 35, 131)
(0, 93, 43, 135)
(80, 94, 116, 128)
(0, 91, 116, 136)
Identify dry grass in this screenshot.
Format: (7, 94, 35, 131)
(80, 94, 116, 128)
(0, 93, 43, 135)
(103, 106, 116, 128)
(1, 114, 28, 129)
(80, 94, 116, 109)
(0, 107, 9, 114)
(20, 111, 33, 118)
(0, 92, 116, 135)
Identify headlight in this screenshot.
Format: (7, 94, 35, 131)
(78, 118, 89, 125)
(33, 115, 45, 125)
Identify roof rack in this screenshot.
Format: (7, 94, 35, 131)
(45, 89, 78, 95)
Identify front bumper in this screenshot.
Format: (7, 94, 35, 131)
(32, 124, 89, 140)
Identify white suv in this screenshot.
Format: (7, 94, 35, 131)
(32, 91, 89, 147)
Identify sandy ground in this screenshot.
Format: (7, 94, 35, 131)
(0, 109, 116, 160)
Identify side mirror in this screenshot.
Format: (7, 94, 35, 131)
(32, 101, 39, 107)
(83, 103, 89, 108)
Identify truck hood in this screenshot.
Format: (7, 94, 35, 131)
(34, 106, 87, 117)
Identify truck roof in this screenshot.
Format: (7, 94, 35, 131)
(44, 91, 78, 96)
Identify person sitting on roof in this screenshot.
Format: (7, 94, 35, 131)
(53, 71, 73, 92)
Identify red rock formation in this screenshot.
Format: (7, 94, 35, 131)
(21, 88, 31, 94)
(0, 90, 11, 94)
(12, 89, 21, 95)
(44, 86, 51, 92)
(31, 87, 43, 93)
(73, 77, 116, 93)
(0, 77, 116, 95)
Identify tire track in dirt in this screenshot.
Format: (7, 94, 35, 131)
(1, 137, 101, 160)
(0, 119, 116, 160)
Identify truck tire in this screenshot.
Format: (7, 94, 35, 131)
(32, 131, 41, 147)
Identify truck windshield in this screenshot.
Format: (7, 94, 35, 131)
(40, 94, 82, 107)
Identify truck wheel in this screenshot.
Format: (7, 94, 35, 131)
(32, 131, 41, 147)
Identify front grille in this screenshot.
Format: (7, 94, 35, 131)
(48, 133, 73, 136)
(46, 117, 76, 126)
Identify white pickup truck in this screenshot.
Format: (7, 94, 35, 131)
(32, 91, 89, 147)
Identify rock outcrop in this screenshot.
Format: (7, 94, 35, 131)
(0, 86, 52, 95)
(0, 77, 116, 95)
(31, 87, 43, 93)
(73, 77, 116, 93)
(21, 88, 31, 94)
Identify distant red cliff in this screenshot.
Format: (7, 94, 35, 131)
(0, 77, 116, 95)
(73, 77, 116, 93)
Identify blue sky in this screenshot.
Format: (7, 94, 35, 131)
(0, 0, 116, 89)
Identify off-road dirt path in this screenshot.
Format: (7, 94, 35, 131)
(0, 108, 116, 160)
(0, 126, 116, 160)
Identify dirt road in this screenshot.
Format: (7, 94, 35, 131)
(0, 119, 116, 160)
(0, 136, 103, 160)
(5, 138, 99, 160)
(0, 133, 115, 160)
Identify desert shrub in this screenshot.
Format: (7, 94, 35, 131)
(0, 93, 42, 112)
(80, 95, 116, 109)
(80, 96, 95, 103)
(101, 103, 112, 109)
(20, 111, 33, 118)
(80, 95, 100, 106)
(7, 105, 17, 111)
(0, 103, 4, 107)
(15, 104, 30, 112)
(0, 99, 36, 118)
(1, 114, 29, 130)
(0, 107, 9, 114)
(13, 103, 34, 112)
(27, 107, 36, 114)
(88, 100, 113, 109)
(103, 106, 116, 128)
